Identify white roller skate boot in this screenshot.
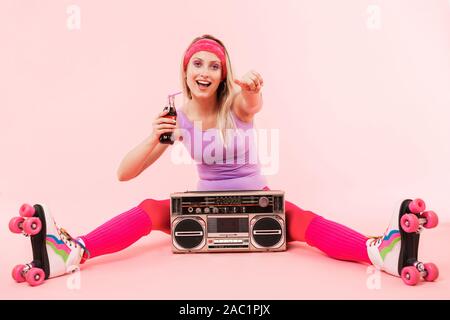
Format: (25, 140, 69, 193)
(9, 203, 89, 286)
(366, 198, 439, 286)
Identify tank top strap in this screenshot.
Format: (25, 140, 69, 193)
(176, 108, 193, 130)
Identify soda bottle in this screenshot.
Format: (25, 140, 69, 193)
(159, 93, 179, 145)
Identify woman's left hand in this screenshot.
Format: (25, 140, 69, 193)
(234, 70, 264, 94)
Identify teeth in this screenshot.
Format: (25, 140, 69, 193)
(197, 80, 211, 85)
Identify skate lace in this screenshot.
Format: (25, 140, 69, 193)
(59, 228, 91, 259)
(368, 235, 383, 247)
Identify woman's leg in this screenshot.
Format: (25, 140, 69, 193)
(10, 200, 170, 285)
(78, 198, 170, 263)
(285, 200, 370, 263)
(137, 198, 171, 235)
(284, 200, 318, 243)
(263, 186, 370, 264)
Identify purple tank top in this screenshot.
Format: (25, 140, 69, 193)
(177, 108, 267, 191)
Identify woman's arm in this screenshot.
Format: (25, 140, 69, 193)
(117, 109, 177, 181)
(233, 70, 264, 122)
(117, 135, 170, 181)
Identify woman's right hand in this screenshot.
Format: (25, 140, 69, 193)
(151, 109, 177, 142)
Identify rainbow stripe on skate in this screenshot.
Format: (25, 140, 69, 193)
(46, 234, 69, 262)
(379, 230, 400, 261)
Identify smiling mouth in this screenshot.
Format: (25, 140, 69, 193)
(196, 80, 211, 88)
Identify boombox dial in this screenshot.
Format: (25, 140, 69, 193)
(258, 196, 269, 208)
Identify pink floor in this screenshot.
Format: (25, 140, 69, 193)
(2, 214, 449, 300)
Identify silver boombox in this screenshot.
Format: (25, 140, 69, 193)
(170, 190, 286, 253)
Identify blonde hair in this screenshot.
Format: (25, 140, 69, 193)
(180, 34, 237, 146)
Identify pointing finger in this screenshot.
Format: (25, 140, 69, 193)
(234, 79, 244, 88)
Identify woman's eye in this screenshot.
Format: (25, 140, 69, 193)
(193, 61, 201, 67)
(211, 64, 220, 70)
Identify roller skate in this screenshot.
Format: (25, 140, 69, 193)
(366, 198, 439, 286)
(8, 203, 88, 286)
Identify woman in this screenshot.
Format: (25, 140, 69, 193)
(9, 35, 439, 286)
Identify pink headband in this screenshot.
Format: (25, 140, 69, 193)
(183, 39, 227, 80)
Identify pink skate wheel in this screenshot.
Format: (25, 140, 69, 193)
(26, 268, 45, 286)
(22, 217, 42, 236)
(401, 266, 420, 286)
(408, 198, 426, 214)
(400, 214, 420, 233)
(19, 204, 35, 218)
(421, 211, 439, 229)
(12, 264, 26, 283)
(9, 216, 25, 234)
(423, 263, 439, 282)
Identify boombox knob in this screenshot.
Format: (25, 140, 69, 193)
(259, 196, 269, 208)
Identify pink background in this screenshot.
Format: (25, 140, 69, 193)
(1, 0, 449, 299)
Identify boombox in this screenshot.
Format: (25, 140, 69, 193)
(170, 190, 286, 253)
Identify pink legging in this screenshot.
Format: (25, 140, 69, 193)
(80, 187, 371, 264)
